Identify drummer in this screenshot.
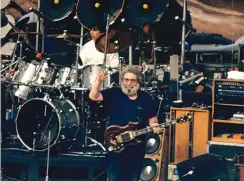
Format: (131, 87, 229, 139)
(79, 20, 119, 69)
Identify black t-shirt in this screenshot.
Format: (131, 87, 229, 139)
(101, 87, 157, 128)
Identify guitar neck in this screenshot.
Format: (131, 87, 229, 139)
(134, 113, 191, 137)
(134, 121, 175, 137)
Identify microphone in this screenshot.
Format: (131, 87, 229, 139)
(175, 16, 197, 33)
(181, 167, 195, 178)
(29, 7, 49, 21)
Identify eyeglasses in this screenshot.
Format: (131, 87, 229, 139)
(122, 78, 137, 84)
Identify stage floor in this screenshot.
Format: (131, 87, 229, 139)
(2, 148, 107, 181)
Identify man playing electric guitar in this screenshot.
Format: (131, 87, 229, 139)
(89, 65, 162, 181)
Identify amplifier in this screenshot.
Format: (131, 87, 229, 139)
(215, 80, 244, 104)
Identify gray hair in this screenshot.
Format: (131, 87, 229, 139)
(120, 65, 142, 83)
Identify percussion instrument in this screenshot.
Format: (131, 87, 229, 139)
(39, 0, 76, 22)
(54, 67, 77, 86)
(47, 30, 82, 39)
(76, 0, 124, 29)
(81, 64, 119, 89)
(95, 29, 133, 53)
(16, 97, 80, 151)
(32, 61, 58, 85)
(12, 61, 37, 100)
(125, 0, 169, 28)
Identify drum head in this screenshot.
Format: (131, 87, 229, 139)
(126, 0, 168, 28)
(16, 99, 60, 151)
(39, 0, 76, 21)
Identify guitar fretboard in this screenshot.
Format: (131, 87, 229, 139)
(134, 121, 176, 136)
(133, 113, 192, 137)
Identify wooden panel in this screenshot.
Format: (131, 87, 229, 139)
(174, 110, 190, 163)
(193, 111, 210, 157)
(170, 107, 211, 164)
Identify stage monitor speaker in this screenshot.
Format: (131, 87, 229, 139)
(238, 43, 244, 71)
(176, 153, 228, 181)
(169, 107, 211, 164)
(140, 129, 169, 181)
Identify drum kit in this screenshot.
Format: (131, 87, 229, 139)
(1, 0, 171, 153)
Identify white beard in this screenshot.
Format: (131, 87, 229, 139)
(121, 83, 140, 96)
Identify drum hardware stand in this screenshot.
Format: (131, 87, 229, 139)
(101, 14, 111, 90)
(119, 57, 126, 84)
(33, 132, 37, 151)
(152, 41, 157, 81)
(84, 102, 91, 146)
(45, 130, 51, 181)
(174, 0, 195, 105)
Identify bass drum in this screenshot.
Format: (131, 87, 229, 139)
(16, 98, 80, 151)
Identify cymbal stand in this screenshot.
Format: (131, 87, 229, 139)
(119, 57, 125, 84)
(45, 130, 51, 181)
(102, 14, 110, 90)
(152, 41, 157, 81)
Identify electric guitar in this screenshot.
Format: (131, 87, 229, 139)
(104, 113, 192, 153)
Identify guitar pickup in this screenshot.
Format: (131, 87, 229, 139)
(116, 131, 134, 143)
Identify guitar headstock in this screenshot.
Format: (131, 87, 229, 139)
(176, 113, 192, 123)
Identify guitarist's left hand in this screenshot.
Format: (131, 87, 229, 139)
(149, 117, 163, 134)
(152, 126, 164, 134)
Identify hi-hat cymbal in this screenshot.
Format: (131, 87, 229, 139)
(9, 32, 43, 35)
(95, 29, 133, 53)
(47, 33, 82, 39)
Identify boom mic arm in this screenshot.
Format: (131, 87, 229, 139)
(175, 16, 197, 33)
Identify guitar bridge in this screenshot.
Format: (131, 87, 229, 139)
(116, 131, 134, 143)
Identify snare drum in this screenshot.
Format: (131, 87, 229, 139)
(81, 64, 118, 88)
(12, 61, 37, 100)
(16, 97, 80, 151)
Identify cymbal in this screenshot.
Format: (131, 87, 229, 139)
(47, 33, 82, 39)
(95, 29, 133, 53)
(9, 32, 43, 35)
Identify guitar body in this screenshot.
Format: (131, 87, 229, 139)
(103, 113, 192, 153)
(104, 122, 141, 153)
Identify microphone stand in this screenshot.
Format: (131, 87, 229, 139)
(45, 130, 51, 181)
(175, 0, 187, 104)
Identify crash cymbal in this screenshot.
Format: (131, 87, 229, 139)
(9, 32, 43, 35)
(47, 31, 82, 39)
(95, 29, 133, 53)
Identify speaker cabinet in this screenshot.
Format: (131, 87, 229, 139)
(140, 129, 169, 181)
(169, 107, 211, 164)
